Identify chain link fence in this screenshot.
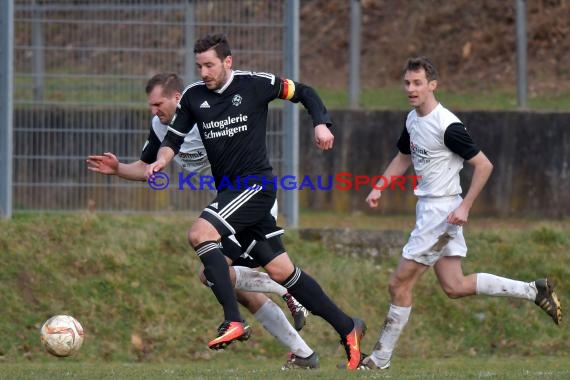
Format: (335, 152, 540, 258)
(13, 0, 288, 212)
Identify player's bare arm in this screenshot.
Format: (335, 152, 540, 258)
(447, 151, 493, 225)
(366, 152, 412, 208)
(87, 152, 150, 181)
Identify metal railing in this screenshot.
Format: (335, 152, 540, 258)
(11, 0, 290, 214)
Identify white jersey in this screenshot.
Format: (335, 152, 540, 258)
(141, 116, 212, 193)
(405, 103, 465, 197)
(149, 116, 210, 174)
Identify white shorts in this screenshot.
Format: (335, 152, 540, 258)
(402, 195, 467, 266)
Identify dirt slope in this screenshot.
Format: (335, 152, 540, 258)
(299, 0, 570, 95)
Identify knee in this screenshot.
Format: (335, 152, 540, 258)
(187, 228, 203, 248)
(267, 268, 290, 284)
(235, 291, 251, 308)
(236, 291, 266, 313)
(441, 283, 465, 299)
(259, 252, 294, 284)
(388, 276, 404, 298)
(187, 220, 220, 248)
(443, 288, 462, 299)
(388, 276, 419, 303)
(266, 262, 294, 284)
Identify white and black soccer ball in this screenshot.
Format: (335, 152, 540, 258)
(40, 315, 84, 357)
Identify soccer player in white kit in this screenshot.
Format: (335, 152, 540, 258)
(362, 57, 562, 370)
(87, 73, 317, 369)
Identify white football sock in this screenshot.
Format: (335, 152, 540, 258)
(254, 299, 313, 358)
(233, 266, 288, 296)
(370, 304, 411, 367)
(476, 273, 536, 300)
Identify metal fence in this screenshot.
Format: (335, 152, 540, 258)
(11, 0, 290, 214)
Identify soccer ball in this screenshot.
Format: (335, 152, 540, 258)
(40, 315, 84, 357)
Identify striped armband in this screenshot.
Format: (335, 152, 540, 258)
(279, 78, 296, 100)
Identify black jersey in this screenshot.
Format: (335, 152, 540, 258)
(162, 70, 332, 186)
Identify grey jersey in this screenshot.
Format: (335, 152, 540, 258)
(140, 116, 213, 192)
(148, 116, 210, 174)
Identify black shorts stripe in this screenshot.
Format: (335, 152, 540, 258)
(243, 240, 257, 256)
(202, 208, 236, 235)
(218, 184, 262, 219)
(266, 229, 284, 239)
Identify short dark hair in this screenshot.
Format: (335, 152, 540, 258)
(193, 34, 232, 60)
(403, 57, 438, 82)
(145, 73, 184, 96)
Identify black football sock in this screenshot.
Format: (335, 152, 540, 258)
(282, 267, 353, 336)
(195, 241, 242, 322)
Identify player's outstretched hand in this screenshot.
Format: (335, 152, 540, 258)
(366, 188, 382, 208)
(86, 152, 119, 175)
(314, 124, 334, 150)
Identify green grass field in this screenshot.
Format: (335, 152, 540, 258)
(1, 356, 570, 380)
(14, 75, 570, 111)
(0, 212, 568, 379)
(318, 87, 570, 111)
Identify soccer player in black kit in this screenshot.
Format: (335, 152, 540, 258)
(145, 34, 365, 370)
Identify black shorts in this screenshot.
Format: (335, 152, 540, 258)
(219, 236, 257, 268)
(231, 256, 260, 268)
(201, 186, 285, 266)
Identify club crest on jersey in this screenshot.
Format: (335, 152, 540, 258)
(232, 94, 242, 107)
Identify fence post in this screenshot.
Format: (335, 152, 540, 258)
(0, 0, 14, 219)
(184, 0, 196, 85)
(32, 0, 44, 101)
(515, 0, 528, 109)
(283, 0, 299, 227)
(349, 0, 361, 109)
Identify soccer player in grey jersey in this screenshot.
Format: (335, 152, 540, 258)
(361, 57, 562, 370)
(145, 35, 365, 370)
(87, 73, 318, 369)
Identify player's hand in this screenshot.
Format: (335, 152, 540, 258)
(86, 152, 119, 175)
(314, 124, 334, 150)
(366, 189, 382, 208)
(447, 204, 469, 226)
(145, 159, 166, 180)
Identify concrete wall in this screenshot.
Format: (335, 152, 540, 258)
(299, 110, 570, 217)
(14, 108, 570, 216)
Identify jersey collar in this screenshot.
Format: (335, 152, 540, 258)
(216, 70, 235, 94)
